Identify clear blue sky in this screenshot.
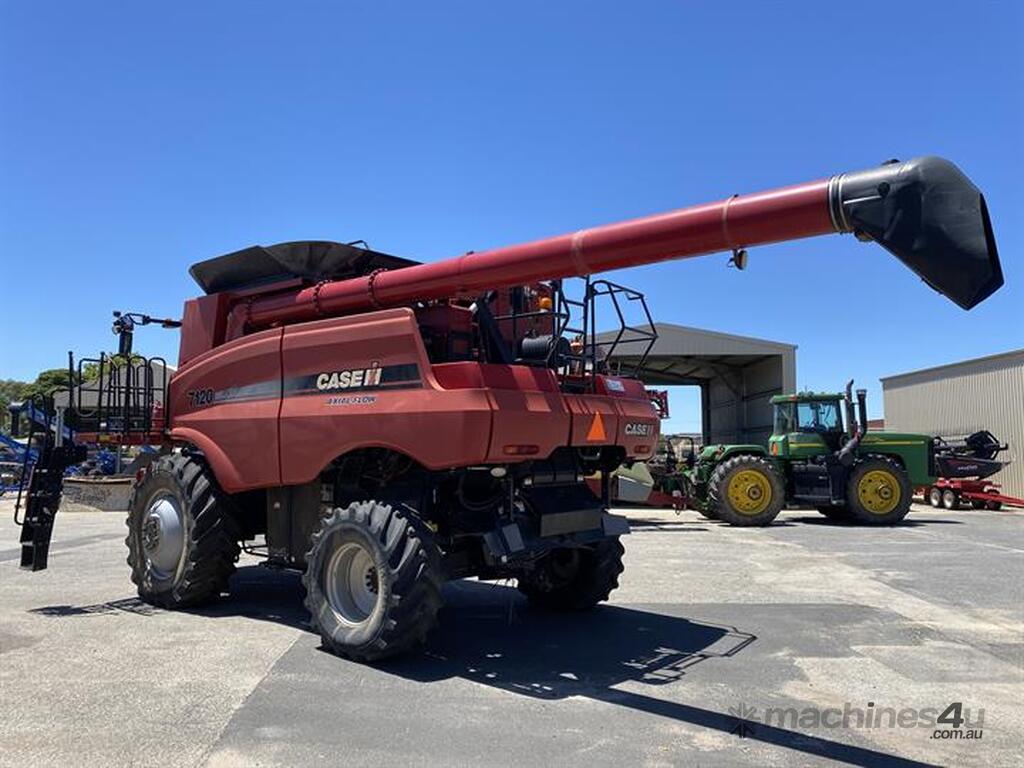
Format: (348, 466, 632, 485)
(1, 1, 1021, 433)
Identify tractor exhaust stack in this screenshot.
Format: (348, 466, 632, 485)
(243, 155, 1001, 327)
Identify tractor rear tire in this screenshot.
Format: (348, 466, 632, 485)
(126, 453, 241, 608)
(845, 456, 912, 525)
(518, 537, 624, 611)
(303, 501, 444, 662)
(817, 505, 850, 522)
(942, 489, 959, 510)
(708, 455, 784, 526)
(928, 487, 942, 507)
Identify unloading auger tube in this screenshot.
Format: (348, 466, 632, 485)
(244, 156, 1002, 326)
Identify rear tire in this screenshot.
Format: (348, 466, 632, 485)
(708, 455, 784, 526)
(303, 501, 444, 662)
(845, 456, 912, 525)
(928, 487, 942, 507)
(126, 453, 241, 608)
(942, 489, 959, 510)
(518, 538, 624, 611)
(986, 501, 1002, 511)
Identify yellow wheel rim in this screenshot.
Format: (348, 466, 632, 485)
(726, 470, 772, 515)
(857, 470, 901, 515)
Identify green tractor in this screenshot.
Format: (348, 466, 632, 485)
(678, 382, 933, 526)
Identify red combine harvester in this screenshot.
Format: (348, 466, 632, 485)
(15, 156, 1003, 660)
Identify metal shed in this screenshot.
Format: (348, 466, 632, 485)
(881, 349, 1024, 497)
(602, 323, 797, 446)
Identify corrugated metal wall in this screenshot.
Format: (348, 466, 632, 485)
(706, 352, 797, 446)
(882, 350, 1024, 497)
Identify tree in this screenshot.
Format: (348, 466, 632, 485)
(0, 379, 30, 433)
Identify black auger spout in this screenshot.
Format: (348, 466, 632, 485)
(828, 156, 1003, 310)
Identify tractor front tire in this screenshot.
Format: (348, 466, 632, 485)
(708, 455, 784, 526)
(303, 501, 444, 662)
(126, 453, 241, 608)
(518, 537, 624, 611)
(845, 456, 912, 525)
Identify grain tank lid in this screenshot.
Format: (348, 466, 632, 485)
(188, 240, 421, 295)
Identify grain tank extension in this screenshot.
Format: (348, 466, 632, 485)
(15, 156, 1002, 661)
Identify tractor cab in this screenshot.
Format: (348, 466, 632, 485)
(770, 392, 853, 457)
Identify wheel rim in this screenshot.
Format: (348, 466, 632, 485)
(726, 470, 772, 515)
(857, 470, 901, 515)
(324, 541, 380, 625)
(141, 493, 186, 581)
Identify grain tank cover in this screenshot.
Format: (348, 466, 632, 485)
(189, 240, 420, 295)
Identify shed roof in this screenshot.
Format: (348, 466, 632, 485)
(881, 348, 1024, 386)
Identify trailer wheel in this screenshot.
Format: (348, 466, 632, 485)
(517, 537, 624, 611)
(126, 453, 241, 608)
(303, 501, 443, 662)
(708, 455, 784, 526)
(928, 487, 942, 507)
(942, 489, 959, 510)
(970, 499, 986, 510)
(844, 456, 912, 525)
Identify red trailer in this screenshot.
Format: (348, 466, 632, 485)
(924, 478, 1023, 511)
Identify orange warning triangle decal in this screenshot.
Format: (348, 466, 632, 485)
(586, 412, 607, 442)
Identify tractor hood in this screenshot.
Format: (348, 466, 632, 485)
(828, 157, 1002, 310)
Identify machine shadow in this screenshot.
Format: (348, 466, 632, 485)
(384, 579, 754, 697)
(374, 580, 934, 767)
(789, 515, 964, 528)
(29, 570, 930, 766)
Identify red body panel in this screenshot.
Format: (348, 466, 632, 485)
(166, 308, 659, 492)
(169, 328, 284, 492)
(178, 293, 231, 367)
(278, 310, 492, 485)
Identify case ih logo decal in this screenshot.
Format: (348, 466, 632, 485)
(316, 366, 383, 391)
(624, 422, 654, 437)
(285, 363, 422, 396)
(182, 363, 421, 410)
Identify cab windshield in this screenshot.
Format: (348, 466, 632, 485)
(773, 403, 795, 434)
(795, 400, 842, 433)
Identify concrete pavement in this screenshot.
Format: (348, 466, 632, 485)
(1, 500, 1021, 767)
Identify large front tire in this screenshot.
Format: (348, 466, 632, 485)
(708, 455, 785, 526)
(845, 456, 912, 525)
(517, 538, 624, 611)
(303, 501, 444, 662)
(126, 453, 241, 608)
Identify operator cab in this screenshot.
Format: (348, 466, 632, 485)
(771, 393, 847, 453)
